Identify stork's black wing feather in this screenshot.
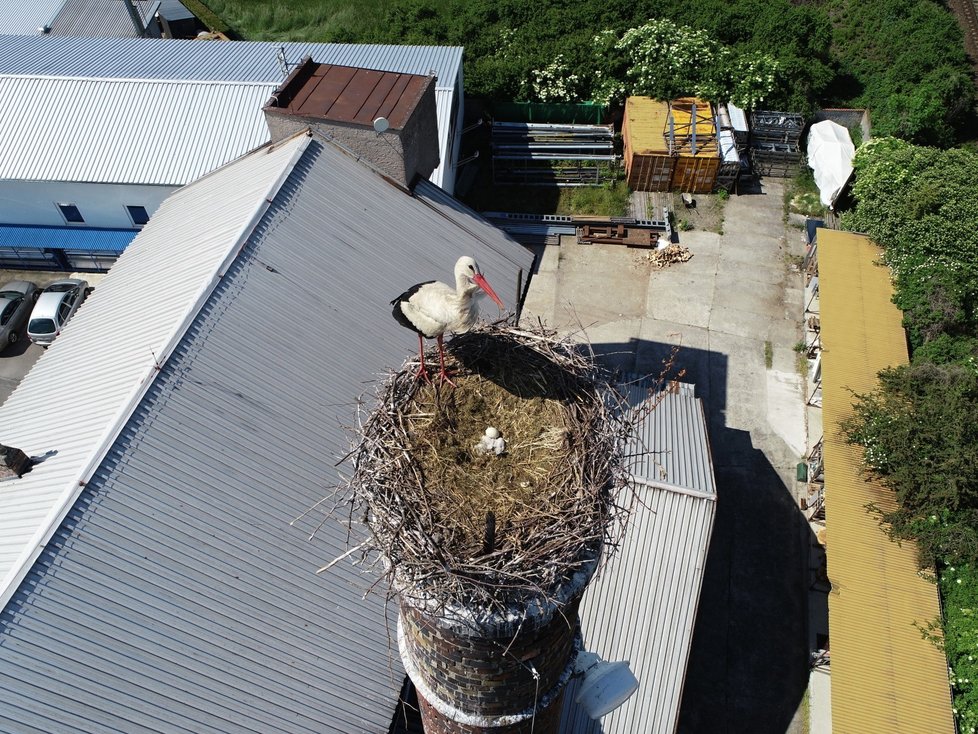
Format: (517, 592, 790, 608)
(391, 280, 435, 336)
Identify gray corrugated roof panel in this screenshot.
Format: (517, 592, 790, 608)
(0, 35, 462, 88)
(559, 385, 717, 734)
(0, 76, 276, 185)
(47, 0, 159, 37)
(619, 378, 716, 496)
(0, 35, 462, 191)
(0, 1, 67, 34)
(158, 0, 194, 22)
(0, 133, 534, 732)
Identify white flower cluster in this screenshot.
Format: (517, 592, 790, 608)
(530, 54, 581, 102)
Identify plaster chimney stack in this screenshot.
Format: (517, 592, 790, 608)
(263, 58, 440, 189)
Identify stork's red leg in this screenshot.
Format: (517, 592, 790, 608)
(436, 334, 456, 387)
(414, 333, 432, 383)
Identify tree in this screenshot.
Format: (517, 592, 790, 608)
(841, 139, 978, 351)
(843, 361, 978, 567)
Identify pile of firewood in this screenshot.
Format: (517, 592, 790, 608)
(647, 244, 693, 268)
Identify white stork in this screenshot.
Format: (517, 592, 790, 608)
(391, 256, 504, 384)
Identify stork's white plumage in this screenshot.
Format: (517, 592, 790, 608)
(391, 256, 504, 384)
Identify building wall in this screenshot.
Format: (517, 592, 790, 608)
(0, 180, 174, 228)
(264, 80, 440, 191)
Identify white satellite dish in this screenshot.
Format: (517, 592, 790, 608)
(373, 117, 390, 133)
(574, 651, 639, 720)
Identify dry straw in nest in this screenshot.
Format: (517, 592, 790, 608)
(343, 322, 640, 611)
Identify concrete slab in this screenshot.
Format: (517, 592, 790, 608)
(809, 667, 832, 734)
(523, 173, 811, 734)
(767, 368, 807, 456)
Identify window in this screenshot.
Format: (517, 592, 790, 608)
(57, 203, 84, 223)
(126, 205, 150, 226)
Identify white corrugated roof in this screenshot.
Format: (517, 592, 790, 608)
(0, 133, 310, 608)
(0, 75, 275, 185)
(561, 384, 717, 734)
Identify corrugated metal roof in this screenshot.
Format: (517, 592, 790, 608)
(0, 75, 274, 185)
(0, 35, 462, 191)
(0, 35, 462, 88)
(0, 132, 534, 732)
(818, 229, 954, 733)
(275, 63, 431, 129)
(0, 1, 68, 35)
(624, 96, 717, 158)
(561, 383, 717, 734)
(47, 0, 159, 37)
(0, 223, 137, 252)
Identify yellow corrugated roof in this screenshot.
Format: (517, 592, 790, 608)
(819, 229, 954, 734)
(624, 96, 717, 157)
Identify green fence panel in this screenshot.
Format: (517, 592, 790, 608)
(490, 101, 607, 125)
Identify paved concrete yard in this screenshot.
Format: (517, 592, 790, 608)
(524, 179, 813, 734)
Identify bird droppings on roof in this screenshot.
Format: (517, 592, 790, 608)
(335, 322, 643, 614)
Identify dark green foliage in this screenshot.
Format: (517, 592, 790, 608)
(842, 139, 978, 351)
(205, 0, 969, 143)
(827, 0, 975, 145)
(941, 564, 978, 734)
(843, 361, 978, 567)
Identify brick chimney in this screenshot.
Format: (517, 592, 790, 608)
(0, 444, 31, 481)
(397, 552, 598, 734)
(263, 58, 440, 189)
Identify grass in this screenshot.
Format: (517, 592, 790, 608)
(784, 168, 827, 220)
(463, 181, 632, 217)
(764, 340, 774, 368)
(202, 0, 396, 41)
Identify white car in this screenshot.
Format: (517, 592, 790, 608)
(27, 278, 89, 347)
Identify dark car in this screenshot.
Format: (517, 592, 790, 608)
(0, 280, 39, 352)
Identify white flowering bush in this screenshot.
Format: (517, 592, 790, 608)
(529, 54, 581, 102)
(582, 20, 777, 108)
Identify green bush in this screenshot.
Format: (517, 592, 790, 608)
(941, 564, 978, 733)
(843, 362, 978, 568)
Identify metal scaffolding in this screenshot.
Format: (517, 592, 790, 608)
(490, 122, 618, 186)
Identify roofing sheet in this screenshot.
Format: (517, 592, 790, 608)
(0, 1, 67, 35)
(0, 75, 275, 185)
(818, 229, 954, 733)
(561, 383, 716, 734)
(0, 223, 137, 253)
(0, 36, 461, 190)
(0, 132, 534, 732)
(726, 102, 748, 132)
(0, 35, 462, 89)
(625, 96, 717, 158)
(278, 63, 430, 129)
(47, 0, 159, 37)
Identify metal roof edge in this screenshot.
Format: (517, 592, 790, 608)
(629, 475, 717, 501)
(0, 72, 279, 87)
(0, 132, 312, 611)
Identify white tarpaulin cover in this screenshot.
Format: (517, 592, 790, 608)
(808, 120, 855, 208)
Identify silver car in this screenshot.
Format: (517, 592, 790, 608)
(27, 278, 89, 347)
(0, 280, 39, 352)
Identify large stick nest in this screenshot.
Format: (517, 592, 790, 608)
(345, 323, 637, 610)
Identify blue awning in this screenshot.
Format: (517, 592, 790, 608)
(0, 224, 138, 253)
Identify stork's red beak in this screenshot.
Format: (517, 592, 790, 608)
(473, 273, 504, 310)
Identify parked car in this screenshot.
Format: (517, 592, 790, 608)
(0, 280, 39, 352)
(27, 278, 89, 347)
